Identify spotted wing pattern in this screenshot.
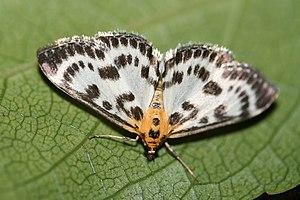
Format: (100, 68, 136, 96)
(37, 31, 160, 131)
(162, 44, 278, 138)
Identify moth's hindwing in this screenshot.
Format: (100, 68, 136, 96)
(162, 44, 278, 138)
(37, 31, 160, 131)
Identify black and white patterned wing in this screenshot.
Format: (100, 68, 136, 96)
(37, 31, 160, 131)
(162, 44, 278, 138)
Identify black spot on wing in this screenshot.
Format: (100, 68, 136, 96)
(141, 65, 150, 79)
(66, 44, 75, 56)
(183, 49, 192, 62)
(63, 72, 71, 82)
(202, 49, 209, 59)
(187, 66, 192, 75)
(130, 38, 137, 48)
(130, 106, 143, 121)
(146, 46, 153, 61)
(193, 64, 210, 81)
(155, 63, 160, 77)
(127, 54, 132, 64)
(172, 71, 184, 84)
(179, 109, 198, 124)
(164, 71, 184, 88)
(84, 46, 95, 58)
(134, 57, 139, 67)
(120, 37, 128, 46)
(51, 48, 62, 64)
(62, 62, 81, 82)
(99, 36, 111, 48)
(111, 37, 119, 48)
(75, 44, 85, 55)
(241, 95, 249, 110)
(238, 69, 250, 80)
(57, 47, 68, 60)
(199, 116, 208, 124)
(117, 92, 135, 105)
(103, 101, 112, 110)
(72, 63, 79, 72)
(95, 49, 105, 60)
(116, 92, 135, 117)
(175, 51, 183, 65)
(66, 65, 75, 77)
(235, 86, 241, 93)
(88, 63, 94, 71)
(193, 64, 200, 76)
(78, 60, 85, 68)
(193, 49, 201, 58)
(214, 104, 232, 121)
(38, 50, 61, 73)
(199, 67, 210, 81)
(139, 42, 146, 55)
(169, 112, 183, 125)
(114, 54, 127, 68)
(182, 101, 194, 111)
(98, 65, 120, 80)
(209, 52, 217, 62)
(203, 81, 222, 96)
(214, 104, 225, 119)
(114, 53, 136, 68)
(237, 90, 251, 117)
(84, 84, 100, 99)
(229, 70, 239, 80)
(37, 51, 49, 66)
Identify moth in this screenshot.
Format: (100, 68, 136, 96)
(37, 31, 278, 178)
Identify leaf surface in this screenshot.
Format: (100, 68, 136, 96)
(0, 0, 299, 199)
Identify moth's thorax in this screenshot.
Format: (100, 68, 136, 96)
(138, 81, 169, 159)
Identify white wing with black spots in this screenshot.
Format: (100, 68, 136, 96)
(37, 31, 160, 131)
(162, 44, 277, 138)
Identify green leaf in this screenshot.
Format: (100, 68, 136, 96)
(1, 0, 299, 199)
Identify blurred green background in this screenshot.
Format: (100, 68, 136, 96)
(0, 0, 299, 199)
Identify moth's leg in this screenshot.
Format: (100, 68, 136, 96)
(89, 134, 139, 143)
(164, 142, 197, 180)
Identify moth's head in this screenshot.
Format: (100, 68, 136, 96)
(143, 137, 167, 160)
(146, 150, 156, 160)
(141, 134, 163, 160)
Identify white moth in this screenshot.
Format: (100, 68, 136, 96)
(37, 31, 278, 178)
